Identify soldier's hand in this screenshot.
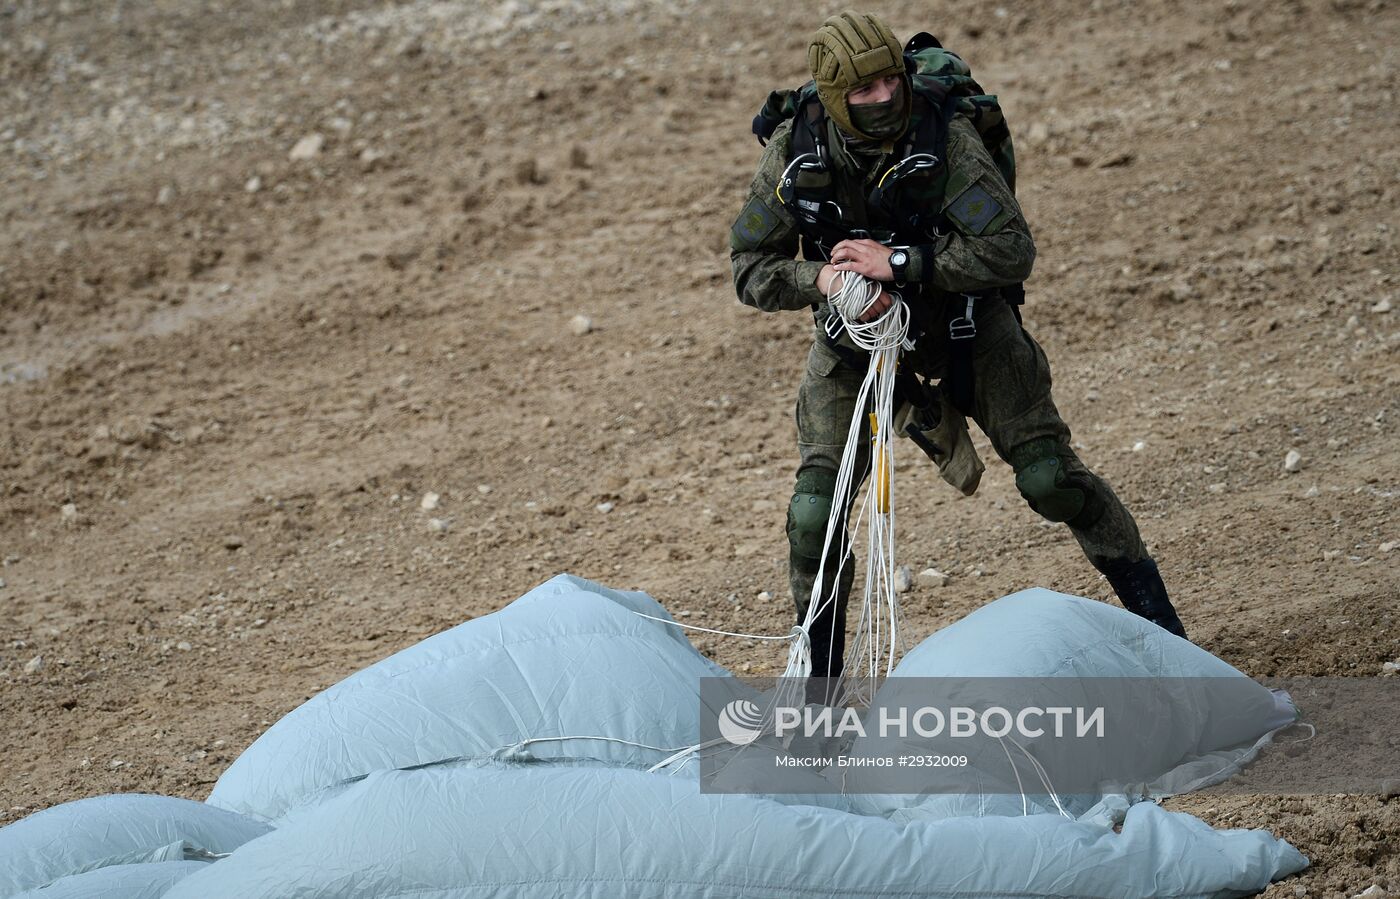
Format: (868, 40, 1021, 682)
(857, 290, 893, 322)
(831, 239, 894, 281)
(820, 263, 892, 322)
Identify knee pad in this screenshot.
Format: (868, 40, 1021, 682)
(1015, 455, 1083, 523)
(787, 469, 836, 563)
(1011, 441, 1100, 527)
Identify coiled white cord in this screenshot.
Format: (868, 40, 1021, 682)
(827, 270, 912, 354)
(780, 271, 912, 704)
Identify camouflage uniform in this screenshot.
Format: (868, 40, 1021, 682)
(730, 112, 1164, 678)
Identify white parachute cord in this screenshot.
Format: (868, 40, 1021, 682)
(781, 271, 911, 699)
(838, 273, 908, 693)
(782, 370, 872, 684)
(513, 735, 681, 752)
(645, 737, 734, 774)
(629, 612, 799, 643)
(849, 329, 902, 683)
(784, 352, 868, 683)
(626, 611, 812, 714)
(620, 271, 910, 711)
(1003, 734, 1073, 820)
(502, 735, 696, 758)
(504, 734, 771, 782)
(780, 361, 869, 680)
(996, 736, 1032, 817)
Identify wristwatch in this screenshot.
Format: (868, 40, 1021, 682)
(888, 249, 910, 284)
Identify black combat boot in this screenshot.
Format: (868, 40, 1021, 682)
(804, 617, 845, 707)
(1099, 557, 1188, 640)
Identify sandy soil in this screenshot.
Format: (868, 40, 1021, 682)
(1, 0, 1397, 894)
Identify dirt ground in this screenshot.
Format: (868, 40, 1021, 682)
(1, 0, 1397, 894)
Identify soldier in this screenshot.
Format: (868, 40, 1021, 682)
(729, 11, 1188, 684)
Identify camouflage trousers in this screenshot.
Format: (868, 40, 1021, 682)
(787, 297, 1148, 677)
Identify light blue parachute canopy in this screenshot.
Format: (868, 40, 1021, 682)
(841, 588, 1300, 820)
(207, 574, 728, 822)
(0, 794, 267, 896)
(0, 576, 1308, 898)
(165, 764, 1305, 899)
(10, 861, 209, 899)
(894, 586, 1277, 682)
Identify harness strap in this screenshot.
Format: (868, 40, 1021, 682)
(945, 294, 978, 415)
(783, 84, 957, 260)
(814, 326, 939, 450)
(866, 87, 958, 222)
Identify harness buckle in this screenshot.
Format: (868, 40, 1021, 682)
(877, 153, 942, 191)
(776, 152, 827, 209)
(948, 294, 978, 341)
(948, 318, 977, 341)
(823, 313, 845, 341)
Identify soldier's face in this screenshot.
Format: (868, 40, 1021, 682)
(847, 75, 901, 106)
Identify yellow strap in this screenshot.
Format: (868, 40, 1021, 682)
(869, 412, 890, 513)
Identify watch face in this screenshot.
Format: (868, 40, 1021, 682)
(891, 250, 908, 266)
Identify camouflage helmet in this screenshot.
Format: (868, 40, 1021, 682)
(808, 11, 910, 142)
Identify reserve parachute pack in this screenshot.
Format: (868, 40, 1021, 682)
(753, 32, 1016, 194)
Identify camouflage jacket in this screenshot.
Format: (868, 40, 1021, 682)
(729, 113, 1035, 315)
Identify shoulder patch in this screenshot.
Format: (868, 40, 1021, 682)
(945, 181, 1002, 235)
(730, 195, 780, 251)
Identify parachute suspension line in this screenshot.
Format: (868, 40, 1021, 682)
(628, 612, 800, 643)
(617, 273, 910, 721)
(779, 272, 912, 707)
(509, 735, 693, 755)
(996, 734, 1074, 820)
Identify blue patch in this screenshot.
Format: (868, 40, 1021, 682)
(946, 182, 1002, 235)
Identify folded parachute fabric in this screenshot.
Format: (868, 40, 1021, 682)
(165, 764, 1306, 899)
(9, 861, 210, 899)
(0, 793, 268, 896)
(842, 588, 1301, 821)
(208, 574, 728, 822)
(0, 575, 1309, 898)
